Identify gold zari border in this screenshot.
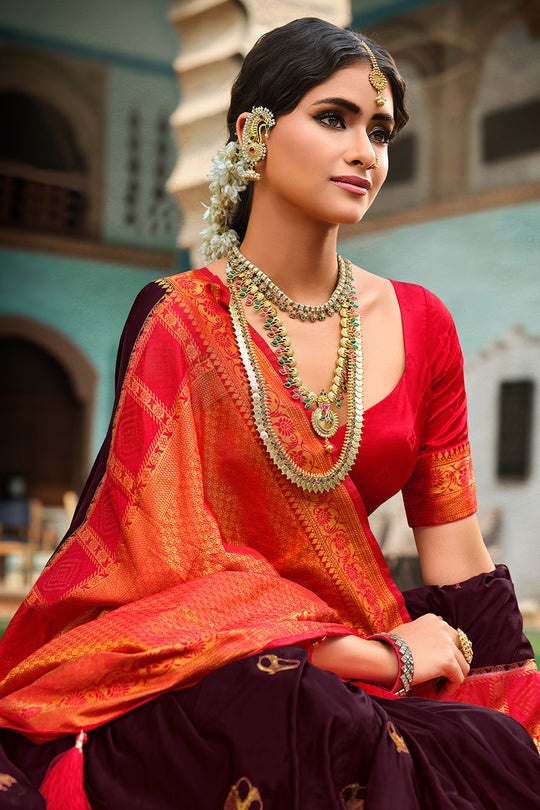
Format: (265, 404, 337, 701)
(403, 442, 477, 527)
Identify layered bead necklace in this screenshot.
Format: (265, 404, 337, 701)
(226, 249, 364, 493)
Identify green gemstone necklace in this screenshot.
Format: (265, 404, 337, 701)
(226, 251, 364, 492)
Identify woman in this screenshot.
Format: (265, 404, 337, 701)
(0, 17, 538, 810)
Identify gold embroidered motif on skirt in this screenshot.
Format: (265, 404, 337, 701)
(387, 721, 410, 753)
(224, 777, 263, 810)
(340, 783, 366, 809)
(256, 654, 301, 675)
(0, 773, 18, 792)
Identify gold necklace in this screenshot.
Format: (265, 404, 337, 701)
(226, 254, 364, 492)
(228, 246, 352, 321)
(227, 255, 354, 440)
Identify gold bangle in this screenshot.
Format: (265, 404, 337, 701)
(456, 628, 473, 665)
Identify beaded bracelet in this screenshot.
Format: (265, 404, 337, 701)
(368, 632, 414, 697)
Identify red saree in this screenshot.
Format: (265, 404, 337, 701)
(0, 269, 538, 766)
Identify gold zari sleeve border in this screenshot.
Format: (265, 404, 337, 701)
(403, 441, 477, 527)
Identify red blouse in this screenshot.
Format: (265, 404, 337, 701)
(343, 280, 476, 525)
(206, 271, 477, 527)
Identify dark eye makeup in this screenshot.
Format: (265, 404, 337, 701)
(314, 109, 394, 144)
(314, 110, 346, 129)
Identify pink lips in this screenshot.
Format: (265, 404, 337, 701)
(331, 175, 371, 195)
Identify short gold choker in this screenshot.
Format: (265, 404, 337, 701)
(228, 246, 351, 322)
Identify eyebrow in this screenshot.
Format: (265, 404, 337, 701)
(311, 96, 395, 127)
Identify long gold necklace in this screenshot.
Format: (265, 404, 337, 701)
(226, 253, 364, 493)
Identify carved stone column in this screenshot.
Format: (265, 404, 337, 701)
(167, 0, 351, 266)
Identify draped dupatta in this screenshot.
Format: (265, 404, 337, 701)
(0, 270, 410, 742)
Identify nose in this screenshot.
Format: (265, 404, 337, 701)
(345, 128, 376, 168)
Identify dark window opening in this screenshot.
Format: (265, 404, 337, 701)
(497, 380, 534, 480)
(0, 91, 88, 236)
(483, 99, 540, 163)
(0, 91, 85, 172)
(0, 175, 86, 234)
(0, 338, 84, 503)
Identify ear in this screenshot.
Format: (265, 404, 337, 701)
(236, 112, 250, 148)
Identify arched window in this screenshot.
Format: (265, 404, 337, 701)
(0, 338, 85, 503)
(0, 91, 88, 235)
(0, 317, 96, 505)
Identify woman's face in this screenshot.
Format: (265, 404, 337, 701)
(246, 62, 395, 227)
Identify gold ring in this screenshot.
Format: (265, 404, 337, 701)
(456, 628, 473, 665)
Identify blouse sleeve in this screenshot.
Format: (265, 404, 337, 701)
(402, 289, 477, 527)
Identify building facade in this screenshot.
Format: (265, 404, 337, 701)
(1, 0, 538, 601)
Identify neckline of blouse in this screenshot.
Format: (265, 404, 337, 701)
(196, 265, 409, 446)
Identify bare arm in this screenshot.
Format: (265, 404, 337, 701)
(311, 516, 493, 695)
(311, 616, 470, 699)
(413, 514, 494, 587)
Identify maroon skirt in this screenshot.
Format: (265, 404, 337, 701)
(1, 567, 539, 809)
(1, 644, 539, 809)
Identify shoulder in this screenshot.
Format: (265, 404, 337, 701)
(387, 280, 464, 388)
(351, 268, 451, 325)
(390, 280, 457, 341)
(116, 269, 221, 381)
(130, 268, 221, 323)
(391, 279, 451, 318)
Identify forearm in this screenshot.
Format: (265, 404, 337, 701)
(310, 614, 470, 697)
(310, 634, 399, 688)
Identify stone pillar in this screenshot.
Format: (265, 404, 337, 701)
(167, 0, 351, 267)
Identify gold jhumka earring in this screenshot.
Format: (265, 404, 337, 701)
(360, 40, 388, 107)
(241, 106, 276, 181)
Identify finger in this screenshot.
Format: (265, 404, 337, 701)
(442, 642, 469, 686)
(455, 647, 470, 678)
(436, 657, 467, 698)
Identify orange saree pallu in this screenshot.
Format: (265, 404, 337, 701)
(0, 270, 409, 741)
(0, 269, 538, 758)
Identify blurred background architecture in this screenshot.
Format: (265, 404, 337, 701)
(0, 0, 539, 614)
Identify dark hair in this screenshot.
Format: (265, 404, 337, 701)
(227, 17, 408, 239)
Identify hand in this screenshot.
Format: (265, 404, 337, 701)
(392, 613, 470, 698)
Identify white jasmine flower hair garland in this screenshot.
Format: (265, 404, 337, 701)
(200, 141, 248, 262)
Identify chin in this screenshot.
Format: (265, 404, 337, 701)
(335, 198, 375, 226)
(333, 206, 370, 226)
(341, 210, 368, 226)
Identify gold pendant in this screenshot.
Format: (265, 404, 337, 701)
(311, 404, 339, 438)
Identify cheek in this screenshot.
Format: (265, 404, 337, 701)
(266, 123, 327, 177)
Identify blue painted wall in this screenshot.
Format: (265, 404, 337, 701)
(341, 200, 540, 360)
(0, 1, 183, 470)
(0, 0, 178, 66)
(352, 0, 437, 27)
(0, 249, 162, 459)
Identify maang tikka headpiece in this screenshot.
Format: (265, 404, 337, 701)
(360, 40, 388, 107)
(241, 106, 276, 181)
